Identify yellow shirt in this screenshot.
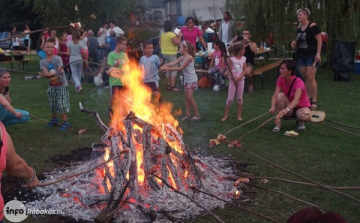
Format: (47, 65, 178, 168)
(160, 32, 178, 55)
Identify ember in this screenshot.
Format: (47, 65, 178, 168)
(26, 62, 242, 222)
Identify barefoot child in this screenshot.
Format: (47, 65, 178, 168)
(139, 40, 162, 103)
(160, 41, 200, 120)
(39, 40, 70, 130)
(221, 42, 246, 122)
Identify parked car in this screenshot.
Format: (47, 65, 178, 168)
(0, 31, 27, 50)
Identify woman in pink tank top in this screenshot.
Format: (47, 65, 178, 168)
(0, 122, 38, 221)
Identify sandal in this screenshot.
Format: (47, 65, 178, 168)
(296, 120, 306, 130)
(181, 115, 191, 121)
(192, 115, 201, 120)
(272, 126, 281, 132)
(311, 101, 317, 110)
(171, 86, 180, 92)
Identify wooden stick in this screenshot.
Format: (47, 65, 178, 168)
(224, 112, 270, 135)
(191, 187, 280, 223)
(229, 176, 360, 190)
(229, 142, 360, 204)
(38, 154, 120, 187)
(238, 117, 275, 140)
(243, 183, 324, 212)
(152, 174, 226, 223)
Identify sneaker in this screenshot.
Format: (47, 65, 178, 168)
(59, 121, 71, 131)
(47, 118, 59, 127)
(75, 86, 81, 92)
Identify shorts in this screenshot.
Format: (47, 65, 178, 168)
(24, 39, 30, 47)
(81, 49, 89, 59)
(291, 107, 311, 118)
(246, 62, 254, 70)
(47, 87, 70, 114)
(184, 81, 198, 89)
(144, 82, 158, 92)
(297, 54, 319, 68)
(111, 85, 126, 95)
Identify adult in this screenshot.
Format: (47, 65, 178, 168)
(87, 30, 99, 64)
(23, 25, 31, 54)
(218, 12, 237, 46)
(10, 27, 19, 51)
(180, 17, 207, 52)
(0, 68, 30, 127)
(198, 21, 209, 50)
(0, 121, 39, 222)
(50, 30, 60, 55)
(160, 20, 182, 91)
(97, 22, 108, 46)
(291, 8, 322, 110)
(107, 20, 124, 37)
(269, 60, 311, 132)
(242, 29, 257, 92)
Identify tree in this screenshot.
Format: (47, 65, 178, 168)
(26, 0, 142, 31)
(226, 0, 360, 57)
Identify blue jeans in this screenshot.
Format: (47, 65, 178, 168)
(0, 105, 30, 127)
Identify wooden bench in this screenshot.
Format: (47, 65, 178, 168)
(0, 59, 31, 71)
(251, 59, 284, 89)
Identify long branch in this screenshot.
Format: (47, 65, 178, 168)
(243, 183, 323, 212)
(231, 143, 360, 204)
(238, 117, 276, 140)
(229, 176, 360, 190)
(191, 187, 280, 223)
(152, 174, 225, 223)
(38, 154, 119, 187)
(224, 112, 270, 135)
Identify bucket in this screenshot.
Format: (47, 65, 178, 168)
(207, 42, 213, 51)
(177, 16, 185, 26)
(355, 60, 360, 75)
(195, 56, 203, 64)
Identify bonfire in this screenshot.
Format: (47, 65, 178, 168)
(27, 62, 244, 222)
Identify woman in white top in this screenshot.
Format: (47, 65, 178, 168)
(23, 25, 31, 54)
(11, 27, 19, 51)
(97, 23, 108, 46)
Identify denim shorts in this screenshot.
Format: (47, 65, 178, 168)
(297, 54, 319, 68)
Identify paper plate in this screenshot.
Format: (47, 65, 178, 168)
(109, 68, 123, 79)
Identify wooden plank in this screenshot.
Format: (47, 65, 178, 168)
(252, 60, 283, 76)
(195, 69, 208, 74)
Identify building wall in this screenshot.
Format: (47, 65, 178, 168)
(180, 0, 226, 18)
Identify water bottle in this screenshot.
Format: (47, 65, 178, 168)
(263, 42, 267, 50)
(179, 75, 184, 87)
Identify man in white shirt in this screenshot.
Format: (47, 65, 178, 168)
(107, 20, 124, 37)
(218, 12, 236, 46)
(97, 23, 108, 46)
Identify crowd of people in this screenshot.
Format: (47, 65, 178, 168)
(0, 7, 337, 223)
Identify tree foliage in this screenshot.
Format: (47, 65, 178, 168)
(226, 0, 360, 56)
(25, 0, 142, 31)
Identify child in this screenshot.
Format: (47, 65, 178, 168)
(39, 40, 70, 130)
(58, 32, 71, 82)
(67, 29, 86, 92)
(221, 42, 247, 122)
(208, 40, 227, 87)
(139, 41, 162, 103)
(107, 36, 129, 99)
(160, 41, 200, 120)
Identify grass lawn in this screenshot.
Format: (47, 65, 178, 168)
(1, 55, 360, 223)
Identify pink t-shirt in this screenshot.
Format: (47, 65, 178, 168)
(180, 27, 202, 47)
(230, 56, 247, 79)
(0, 122, 9, 221)
(276, 75, 311, 108)
(213, 51, 223, 68)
